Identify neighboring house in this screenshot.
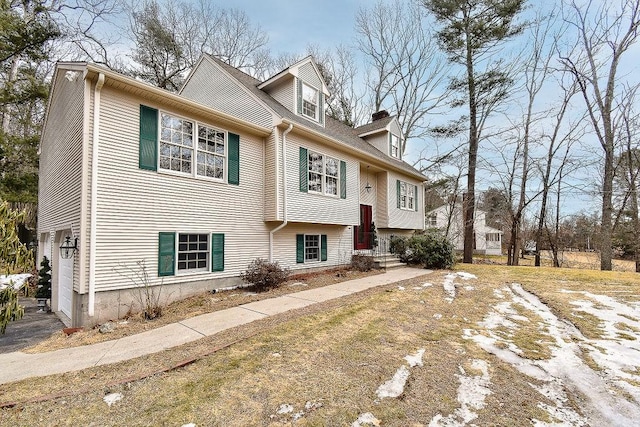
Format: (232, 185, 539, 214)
(38, 55, 426, 327)
(426, 204, 502, 256)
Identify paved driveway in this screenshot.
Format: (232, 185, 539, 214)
(0, 297, 65, 353)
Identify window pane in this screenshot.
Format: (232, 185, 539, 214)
(177, 233, 209, 271)
(325, 158, 338, 177)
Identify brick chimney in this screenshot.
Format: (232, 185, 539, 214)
(371, 110, 390, 121)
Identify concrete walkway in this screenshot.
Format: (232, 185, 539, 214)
(0, 267, 431, 384)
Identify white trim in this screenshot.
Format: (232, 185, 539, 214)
(303, 234, 322, 263)
(157, 110, 229, 183)
(307, 149, 341, 198)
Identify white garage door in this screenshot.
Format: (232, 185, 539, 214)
(58, 247, 74, 319)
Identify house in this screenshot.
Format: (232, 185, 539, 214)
(37, 55, 427, 327)
(426, 204, 502, 256)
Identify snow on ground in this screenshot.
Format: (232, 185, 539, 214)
(428, 359, 492, 427)
(0, 273, 31, 291)
(103, 392, 123, 407)
(443, 272, 477, 303)
(352, 412, 381, 427)
(375, 349, 425, 399)
(464, 283, 640, 426)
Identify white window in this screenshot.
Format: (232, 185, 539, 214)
(302, 83, 318, 120)
(177, 233, 209, 272)
(308, 150, 339, 196)
(159, 112, 226, 180)
(390, 134, 400, 158)
(486, 233, 500, 242)
(399, 181, 416, 210)
(305, 235, 320, 262)
(427, 214, 437, 227)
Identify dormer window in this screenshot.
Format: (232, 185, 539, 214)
(302, 83, 319, 120)
(390, 134, 400, 158)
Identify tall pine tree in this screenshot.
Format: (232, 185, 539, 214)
(422, 0, 525, 263)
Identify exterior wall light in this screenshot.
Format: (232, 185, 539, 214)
(60, 236, 78, 259)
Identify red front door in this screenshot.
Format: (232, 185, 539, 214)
(354, 204, 373, 250)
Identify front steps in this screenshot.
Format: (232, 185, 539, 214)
(373, 253, 405, 269)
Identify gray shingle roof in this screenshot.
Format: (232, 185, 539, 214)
(206, 55, 426, 180)
(354, 116, 394, 135)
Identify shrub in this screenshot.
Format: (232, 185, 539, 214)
(351, 254, 376, 272)
(35, 256, 52, 299)
(240, 258, 290, 291)
(396, 231, 455, 269)
(389, 235, 407, 256)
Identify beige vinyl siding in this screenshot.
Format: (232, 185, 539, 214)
(264, 131, 279, 221)
(92, 87, 270, 291)
(376, 172, 389, 228)
(272, 223, 353, 270)
(363, 132, 389, 156)
(298, 62, 323, 90)
(286, 134, 358, 225)
(266, 76, 295, 113)
(359, 165, 377, 221)
(38, 70, 85, 293)
(180, 57, 273, 129)
(386, 171, 424, 230)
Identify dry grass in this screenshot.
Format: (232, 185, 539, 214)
(1, 263, 638, 426)
(24, 268, 380, 353)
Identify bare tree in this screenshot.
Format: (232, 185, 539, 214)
(356, 0, 449, 155)
(127, 0, 272, 89)
(559, 0, 640, 270)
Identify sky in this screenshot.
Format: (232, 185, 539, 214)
(225, 0, 370, 55)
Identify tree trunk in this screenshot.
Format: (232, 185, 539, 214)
(463, 18, 477, 265)
(601, 144, 614, 270)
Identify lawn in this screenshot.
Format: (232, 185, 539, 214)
(1, 264, 639, 426)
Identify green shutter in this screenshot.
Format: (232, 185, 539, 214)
(228, 132, 240, 185)
(340, 160, 346, 199)
(296, 78, 303, 115)
(414, 185, 418, 212)
(321, 235, 327, 261)
(139, 105, 158, 171)
(318, 93, 324, 125)
(158, 232, 175, 276)
(396, 180, 401, 209)
(296, 234, 304, 263)
(299, 147, 308, 192)
(211, 233, 224, 272)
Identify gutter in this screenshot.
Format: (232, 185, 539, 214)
(88, 72, 105, 317)
(269, 123, 294, 261)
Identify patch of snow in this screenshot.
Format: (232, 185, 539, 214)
(103, 392, 123, 407)
(464, 285, 475, 291)
(467, 283, 640, 426)
(0, 273, 31, 291)
(376, 365, 410, 399)
(352, 412, 380, 427)
(413, 286, 423, 290)
(305, 401, 323, 411)
(289, 282, 308, 287)
(428, 359, 492, 426)
(276, 404, 294, 414)
(405, 349, 425, 367)
(271, 352, 281, 358)
(443, 273, 457, 303)
(292, 411, 304, 421)
(181, 424, 196, 427)
(423, 282, 434, 288)
(433, 313, 442, 319)
(457, 272, 477, 280)
(398, 286, 405, 291)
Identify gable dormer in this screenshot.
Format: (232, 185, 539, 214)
(258, 56, 330, 127)
(356, 111, 403, 160)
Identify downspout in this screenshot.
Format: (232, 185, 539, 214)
(269, 123, 293, 261)
(88, 72, 105, 317)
